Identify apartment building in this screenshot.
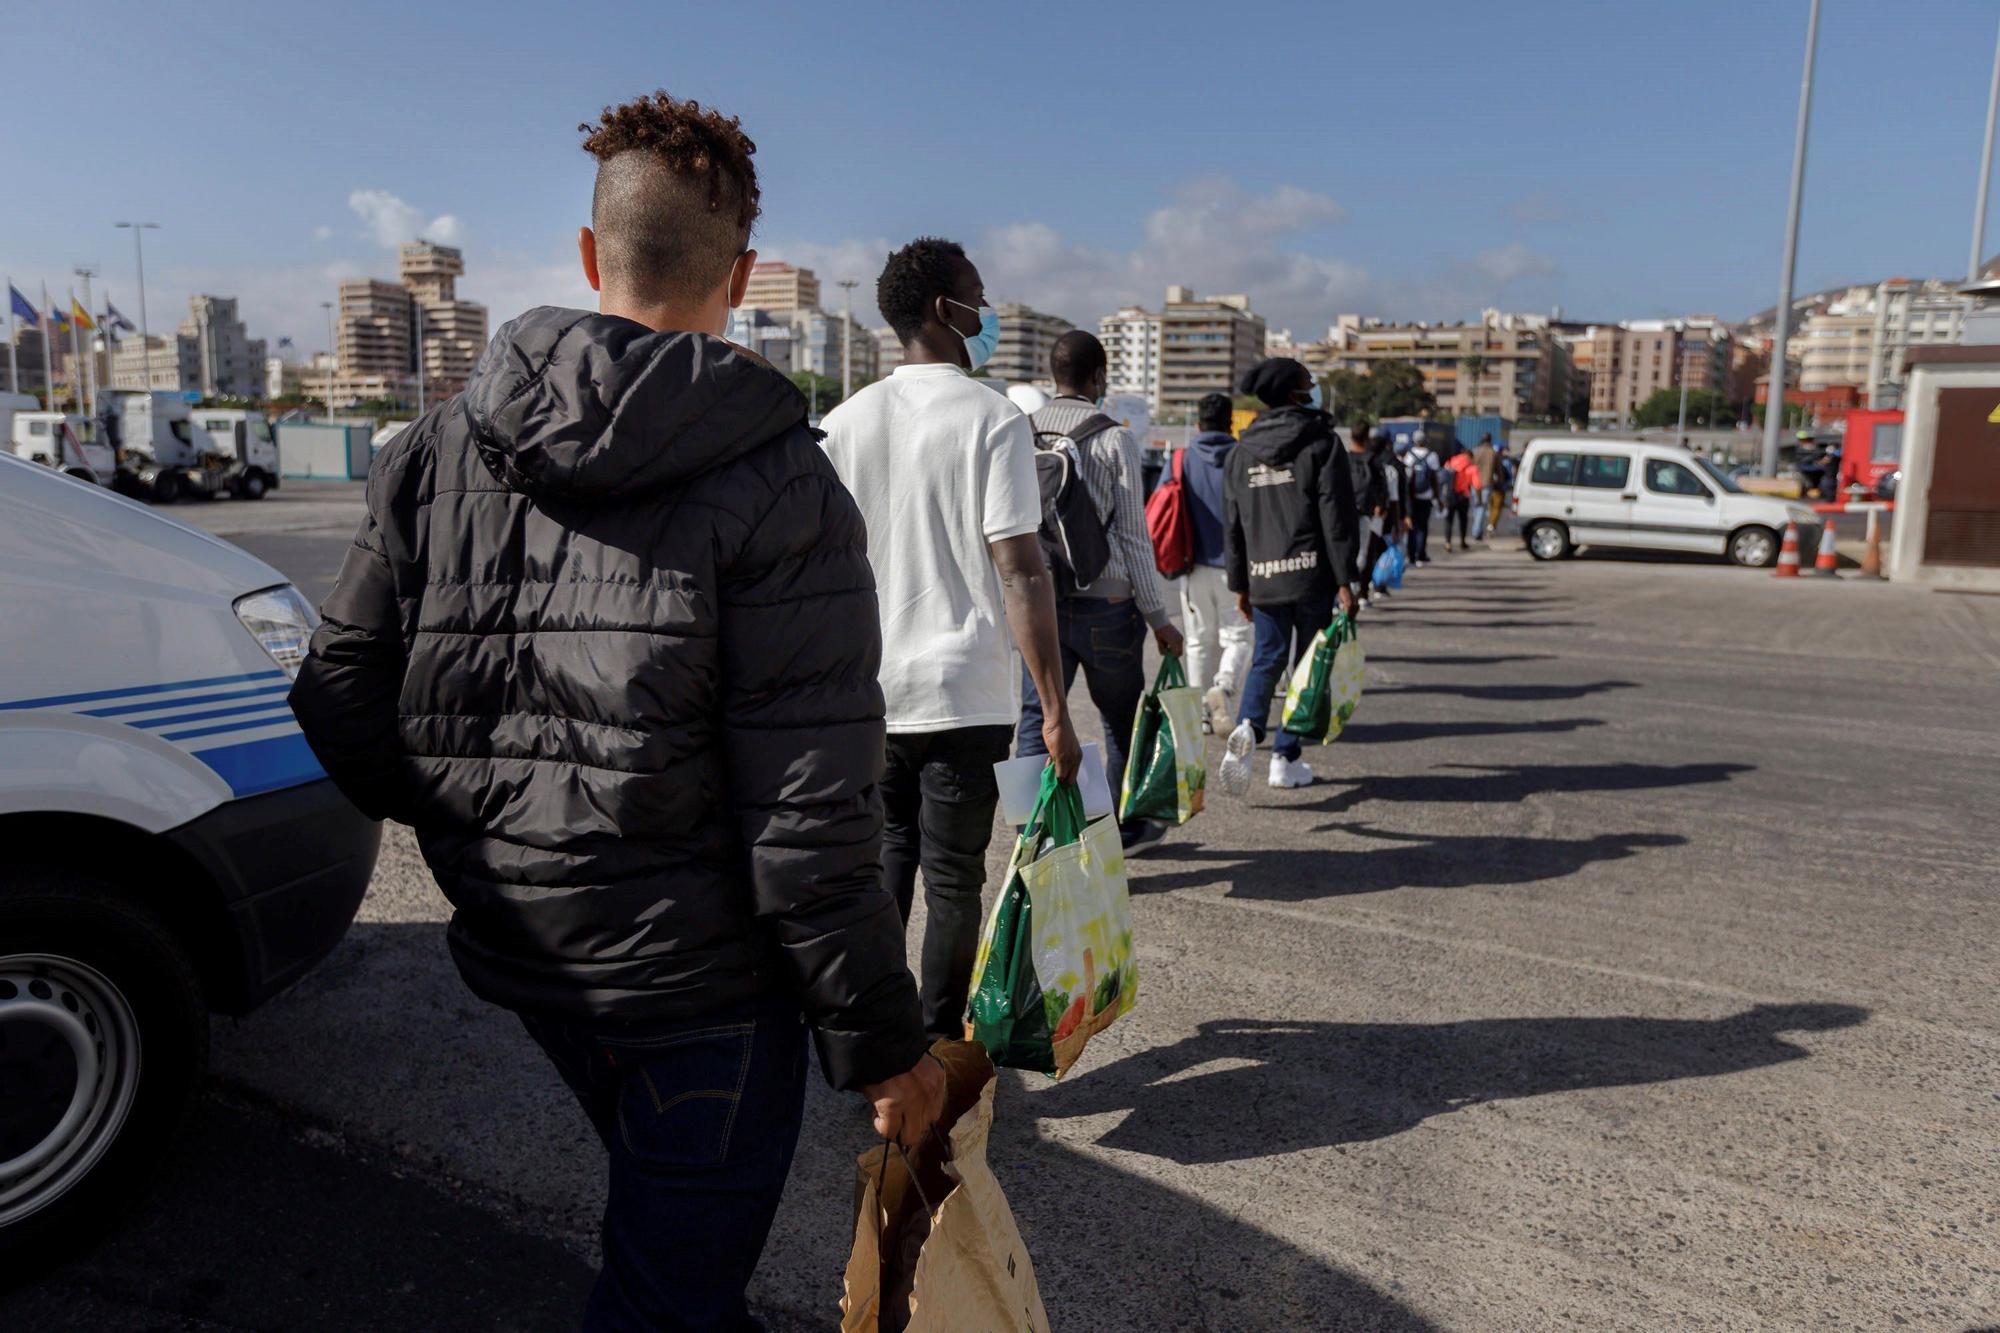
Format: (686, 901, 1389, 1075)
(742, 262, 820, 317)
(109, 295, 265, 397)
(337, 278, 414, 398)
(1099, 305, 1161, 409)
(873, 326, 903, 377)
(1158, 287, 1264, 418)
(1792, 278, 1965, 406)
(1322, 311, 1556, 416)
(984, 302, 1072, 386)
(793, 308, 880, 384)
(401, 242, 488, 400)
(726, 308, 799, 373)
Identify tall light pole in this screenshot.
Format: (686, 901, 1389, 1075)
(1761, 0, 1821, 477)
(321, 300, 337, 416)
(114, 222, 159, 393)
(1970, 13, 2000, 284)
(414, 300, 426, 417)
(74, 265, 98, 420)
(838, 278, 858, 402)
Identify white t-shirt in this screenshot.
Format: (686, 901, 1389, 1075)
(820, 363, 1042, 733)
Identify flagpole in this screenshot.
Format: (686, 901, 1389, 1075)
(75, 269, 97, 422)
(68, 288, 85, 415)
(6, 277, 17, 396)
(40, 282, 57, 411)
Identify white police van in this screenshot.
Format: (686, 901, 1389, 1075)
(0, 452, 378, 1259)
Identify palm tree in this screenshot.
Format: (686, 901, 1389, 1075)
(1458, 353, 1486, 412)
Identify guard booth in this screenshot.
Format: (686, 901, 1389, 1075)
(1890, 345, 2000, 590)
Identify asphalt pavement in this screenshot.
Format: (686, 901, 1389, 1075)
(11, 482, 1997, 1330)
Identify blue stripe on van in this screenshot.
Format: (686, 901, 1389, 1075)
(190, 732, 326, 797)
(162, 709, 298, 743)
(134, 698, 300, 731)
(0, 670, 285, 712)
(84, 683, 292, 718)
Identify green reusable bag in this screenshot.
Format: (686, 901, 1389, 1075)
(1119, 654, 1206, 825)
(967, 768, 1137, 1078)
(1281, 611, 1365, 743)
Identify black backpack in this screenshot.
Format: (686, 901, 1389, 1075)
(1030, 411, 1117, 595)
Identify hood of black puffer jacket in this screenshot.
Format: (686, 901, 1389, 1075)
(464, 306, 810, 502)
(1236, 404, 1331, 467)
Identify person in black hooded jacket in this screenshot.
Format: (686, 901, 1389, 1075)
(1218, 358, 1359, 792)
(288, 92, 940, 1331)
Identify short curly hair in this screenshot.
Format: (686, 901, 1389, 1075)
(877, 237, 970, 344)
(580, 91, 761, 303)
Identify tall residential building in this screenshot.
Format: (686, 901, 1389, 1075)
(1795, 278, 1964, 406)
(742, 262, 820, 317)
(400, 242, 488, 401)
(872, 326, 904, 377)
(1099, 306, 1161, 410)
(986, 302, 1072, 386)
(109, 294, 264, 396)
(1321, 312, 1557, 417)
(793, 308, 879, 384)
(337, 278, 414, 395)
(1158, 286, 1264, 418)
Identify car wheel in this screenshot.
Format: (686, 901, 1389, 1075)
(1525, 520, 1571, 561)
(150, 472, 181, 504)
(1729, 525, 1778, 567)
(0, 878, 207, 1264)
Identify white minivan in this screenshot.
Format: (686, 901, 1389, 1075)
(0, 454, 378, 1259)
(1514, 438, 1823, 567)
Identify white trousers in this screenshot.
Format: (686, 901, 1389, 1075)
(1179, 563, 1254, 697)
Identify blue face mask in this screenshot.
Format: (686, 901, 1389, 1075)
(946, 298, 1000, 371)
(1307, 382, 1324, 410)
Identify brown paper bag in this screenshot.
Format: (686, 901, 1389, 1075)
(840, 1041, 1050, 1333)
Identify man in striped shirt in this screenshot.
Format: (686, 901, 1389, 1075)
(1015, 330, 1185, 855)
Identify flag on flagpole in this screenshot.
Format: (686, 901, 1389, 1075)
(103, 300, 135, 333)
(49, 303, 70, 332)
(9, 283, 36, 328)
(69, 299, 95, 331)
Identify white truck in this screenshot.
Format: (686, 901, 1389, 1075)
(192, 408, 282, 499)
(104, 392, 235, 503)
(5, 396, 118, 486)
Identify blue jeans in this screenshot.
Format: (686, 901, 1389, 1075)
(1236, 594, 1332, 762)
(1016, 596, 1146, 815)
(522, 1000, 809, 1332)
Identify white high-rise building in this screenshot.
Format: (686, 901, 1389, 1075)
(1099, 305, 1161, 411)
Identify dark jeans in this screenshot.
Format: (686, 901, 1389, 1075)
(883, 725, 1012, 1039)
(522, 1000, 809, 1332)
(1410, 498, 1434, 561)
(1236, 593, 1332, 762)
(1445, 498, 1471, 546)
(1015, 596, 1146, 814)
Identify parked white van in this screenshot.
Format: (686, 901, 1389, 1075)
(0, 451, 378, 1258)
(1514, 438, 1822, 567)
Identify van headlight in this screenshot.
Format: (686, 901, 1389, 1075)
(234, 585, 316, 678)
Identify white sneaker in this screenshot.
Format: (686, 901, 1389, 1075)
(1203, 684, 1231, 733)
(1268, 754, 1314, 789)
(1219, 721, 1256, 796)
(1358, 595, 1373, 609)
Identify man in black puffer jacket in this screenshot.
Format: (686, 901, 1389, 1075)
(289, 91, 939, 1332)
(1218, 357, 1359, 793)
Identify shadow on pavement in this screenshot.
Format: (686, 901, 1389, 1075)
(1299, 760, 1751, 818)
(1371, 679, 1636, 702)
(0, 1092, 592, 1332)
(1135, 824, 1683, 899)
(1032, 1006, 1868, 1165)
(1365, 653, 1556, 667)
(1337, 717, 1605, 744)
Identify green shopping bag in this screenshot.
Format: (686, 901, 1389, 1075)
(1120, 653, 1206, 825)
(967, 768, 1137, 1078)
(1280, 611, 1365, 743)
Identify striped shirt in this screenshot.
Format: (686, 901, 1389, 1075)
(1031, 396, 1170, 629)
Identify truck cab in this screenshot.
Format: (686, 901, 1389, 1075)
(192, 409, 282, 500)
(105, 392, 232, 503)
(7, 404, 118, 486)
(1839, 409, 1903, 499)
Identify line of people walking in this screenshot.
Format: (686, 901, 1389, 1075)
(286, 86, 1515, 1331)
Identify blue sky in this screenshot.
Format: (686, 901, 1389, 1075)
(6, 0, 1999, 354)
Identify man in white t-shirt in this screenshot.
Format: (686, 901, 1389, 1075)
(820, 237, 1078, 1039)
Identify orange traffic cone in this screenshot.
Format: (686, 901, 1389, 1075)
(1811, 518, 1840, 577)
(1774, 521, 1801, 578)
(1859, 509, 1885, 579)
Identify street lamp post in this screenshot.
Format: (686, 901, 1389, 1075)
(74, 265, 98, 420)
(322, 301, 337, 416)
(114, 222, 159, 393)
(1760, 0, 1821, 477)
(1970, 13, 2000, 284)
(838, 278, 858, 402)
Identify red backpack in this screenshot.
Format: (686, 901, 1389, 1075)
(1146, 447, 1195, 579)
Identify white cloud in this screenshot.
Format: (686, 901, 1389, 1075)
(348, 189, 462, 249)
(764, 179, 1553, 338)
(311, 224, 333, 242)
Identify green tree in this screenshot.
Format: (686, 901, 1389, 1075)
(1365, 361, 1437, 419)
(788, 370, 870, 414)
(1633, 387, 1737, 430)
(1458, 353, 1486, 409)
